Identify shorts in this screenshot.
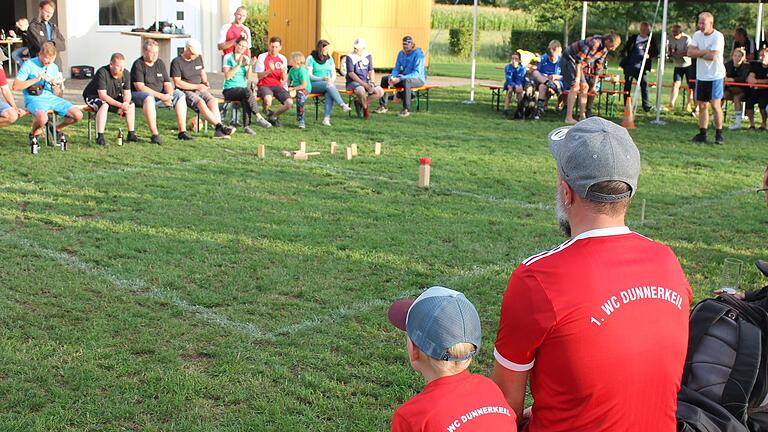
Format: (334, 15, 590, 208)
(0, 99, 12, 116)
(746, 90, 768, 111)
(183, 90, 215, 108)
(345, 81, 377, 92)
(84, 96, 122, 113)
(25, 94, 73, 117)
(257, 86, 290, 103)
(132, 89, 184, 108)
(695, 79, 724, 102)
(673, 66, 693, 83)
(560, 55, 578, 91)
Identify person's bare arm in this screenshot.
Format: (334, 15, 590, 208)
(687, 45, 704, 58)
(490, 362, 529, 421)
(97, 89, 124, 108)
(173, 77, 201, 91)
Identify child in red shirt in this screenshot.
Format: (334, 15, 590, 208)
(388, 286, 517, 432)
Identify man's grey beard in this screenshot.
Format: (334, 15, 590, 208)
(555, 189, 572, 237)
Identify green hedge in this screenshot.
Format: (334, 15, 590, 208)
(507, 30, 566, 55)
(243, 3, 269, 54)
(449, 27, 476, 58)
(432, 6, 539, 32)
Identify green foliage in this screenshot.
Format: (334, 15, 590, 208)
(449, 26, 475, 58)
(507, 29, 568, 55)
(243, 2, 269, 54)
(432, 5, 541, 32)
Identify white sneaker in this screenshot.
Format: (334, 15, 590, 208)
(322, 117, 331, 126)
(341, 104, 352, 113)
(729, 122, 742, 130)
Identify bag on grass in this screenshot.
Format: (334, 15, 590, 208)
(678, 286, 768, 431)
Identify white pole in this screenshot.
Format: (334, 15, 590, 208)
(757, 0, 764, 50)
(464, 0, 478, 104)
(155, 0, 160, 32)
(651, 0, 668, 125)
(581, 1, 588, 40)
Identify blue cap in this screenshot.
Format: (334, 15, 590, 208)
(388, 286, 481, 361)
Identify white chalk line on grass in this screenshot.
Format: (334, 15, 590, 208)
(0, 229, 274, 341)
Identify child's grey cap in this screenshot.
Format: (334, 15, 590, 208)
(547, 117, 640, 202)
(387, 286, 481, 361)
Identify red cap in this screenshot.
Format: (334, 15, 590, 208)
(419, 157, 431, 165)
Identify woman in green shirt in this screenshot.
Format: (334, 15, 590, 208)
(222, 37, 270, 134)
(307, 39, 351, 126)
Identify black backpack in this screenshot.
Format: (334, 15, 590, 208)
(678, 264, 768, 432)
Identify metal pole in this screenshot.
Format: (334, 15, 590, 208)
(464, 0, 478, 104)
(757, 0, 764, 50)
(651, 0, 669, 125)
(155, 0, 160, 31)
(581, 1, 588, 40)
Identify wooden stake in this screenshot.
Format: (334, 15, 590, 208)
(418, 157, 431, 189)
(293, 152, 308, 161)
(257, 144, 265, 160)
(330, 141, 337, 154)
(640, 199, 646, 225)
(299, 141, 306, 153)
(344, 147, 353, 160)
(374, 142, 381, 156)
(350, 143, 358, 157)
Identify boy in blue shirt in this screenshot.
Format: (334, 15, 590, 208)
(502, 52, 526, 117)
(531, 40, 563, 119)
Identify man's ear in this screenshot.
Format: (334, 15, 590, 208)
(407, 337, 420, 362)
(560, 179, 574, 208)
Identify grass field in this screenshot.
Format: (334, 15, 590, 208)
(1, 87, 766, 431)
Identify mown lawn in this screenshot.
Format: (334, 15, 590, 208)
(0, 87, 766, 431)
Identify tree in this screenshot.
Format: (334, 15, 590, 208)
(512, 0, 584, 44)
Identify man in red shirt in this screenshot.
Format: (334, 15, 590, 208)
(0, 52, 25, 128)
(491, 117, 692, 432)
(255, 36, 292, 127)
(389, 286, 517, 432)
(217, 6, 251, 56)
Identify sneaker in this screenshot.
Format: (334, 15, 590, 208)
(374, 106, 388, 114)
(322, 117, 332, 126)
(714, 133, 724, 144)
(729, 122, 742, 131)
(150, 134, 163, 145)
(177, 131, 194, 141)
(691, 132, 707, 143)
(341, 104, 352, 113)
(220, 124, 236, 136)
(213, 128, 231, 139)
(126, 132, 139, 143)
(363, 106, 369, 120)
(96, 134, 107, 146)
(269, 116, 281, 128)
(398, 109, 410, 117)
(254, 114, 272, 129)
(298, 120, 306, 129)
(243, 126, 256, 135)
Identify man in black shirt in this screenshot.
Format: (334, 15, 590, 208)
(746, 48, 768, 130)
(27, 0, 66, 69)
(82, 52, 136, 146)
(170, 39, 234, 139)
(131, 39, 191, 143)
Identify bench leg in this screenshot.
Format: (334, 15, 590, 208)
(88, 111, 93, 143)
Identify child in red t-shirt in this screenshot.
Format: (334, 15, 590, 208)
(387, 286, 517, 432)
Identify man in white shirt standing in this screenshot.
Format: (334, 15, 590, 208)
(217, 6, 251, 57)
(688, 12, 726, 144)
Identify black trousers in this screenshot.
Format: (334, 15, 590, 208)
(222, 87, 259, 126)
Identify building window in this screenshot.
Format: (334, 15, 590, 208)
(98, 0, 136, 27)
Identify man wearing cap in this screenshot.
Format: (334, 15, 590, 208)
(688, 12, 726, 144)
(491, 117, 692, 431)
(171, 39, 235, 139)
(388, 286, 517, 432)
(375, 36, 426, 118)
(345, 38, 384, 120)
(0, 49, 25, 129)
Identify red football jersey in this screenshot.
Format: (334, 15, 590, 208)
(392, 371, 517, 432)
(495, 227, 691, 432)
(256, 53, 287, 88)
(0, 69, 7, 87)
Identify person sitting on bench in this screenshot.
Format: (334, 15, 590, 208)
(13, 42, 82, 150)
(0, 51, 25, 129)
(255, 36, 293, 128)
(532, 40, 563, 119)
(502, 51, 527, 118)
(131, 38, 193, 143)
(222, 36, 271, 134)
(376, 35, 426, 118)
(345, 38, 384, 120)
(83, 52, 137, 146)
(171, 39, 235, 139)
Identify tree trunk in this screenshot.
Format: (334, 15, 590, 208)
(564, 17, 570, 44)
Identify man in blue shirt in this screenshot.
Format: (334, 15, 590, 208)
(375, 36, 426, 117)
(619, 22, 659, 112)
(13, 42, 83, 151)
(502, 52, 527, 117)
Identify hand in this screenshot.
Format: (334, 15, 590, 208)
(8, 30, 15, 38)
(363, 83, 372, 93)
(161, 93, 173, 105)
(16, 108, 26, 117)
(326, 76, 334, 84)
(37, 72, 50, 82)
(747, 76, 757, 85)
(120, 101, 131, 112)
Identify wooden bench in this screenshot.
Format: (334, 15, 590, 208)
(342, 85, 439, 116)
(481, 84, 503, 111)
(215, 92, 328, 129)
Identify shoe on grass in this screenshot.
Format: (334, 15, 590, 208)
(322, 117, 331, 126)
(374, 106, 388, 114)
(177, 131, 194, 141)
(691, 132, 707, 143)
(714, 132, 724, 145)
(126, 132, 139, 143)
(298, 120, 306, 129)
(150, 134, 163, 145)
(341, 104, 352, 113)
(213, 128, 231, 139)
(243, 126, 256, 135)
(398, 109, 410, 117)
(254, 114, 272, 129)
(96, 134, 106, 146)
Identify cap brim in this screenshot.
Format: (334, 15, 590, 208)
(388, 299, 414, 331)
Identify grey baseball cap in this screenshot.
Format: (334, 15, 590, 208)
(547, 117, 640, 202)
(388, 286, 481, 361)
